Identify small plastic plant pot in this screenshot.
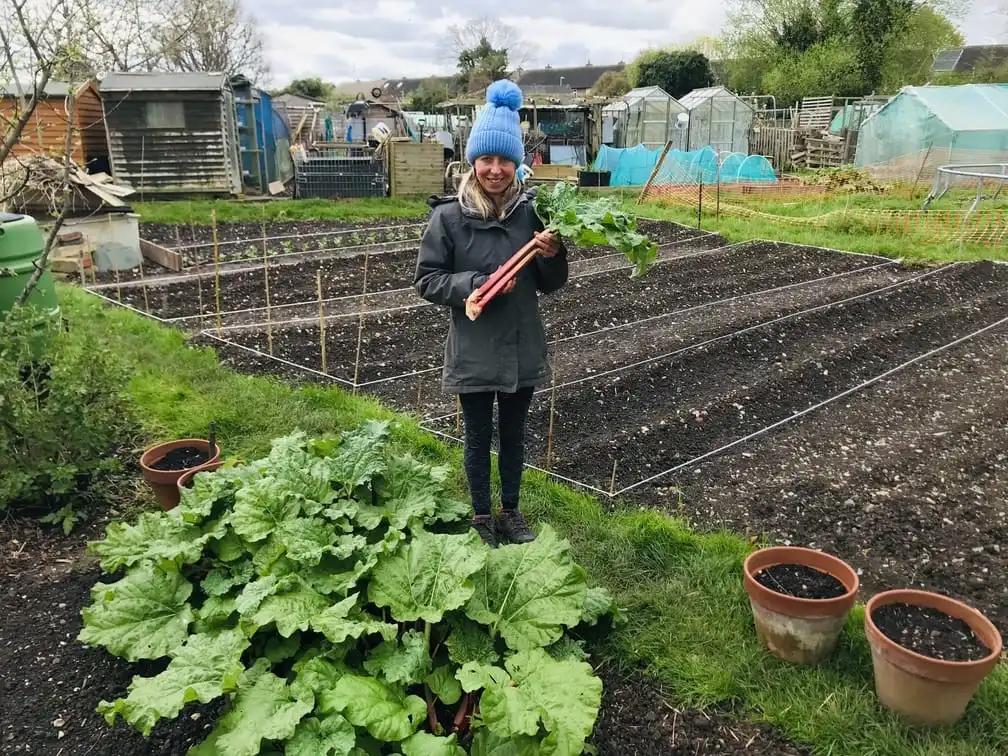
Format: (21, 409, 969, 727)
(742, 545, 859, 665)
(864, 589, 1003, 726)
(176, 460, 224, 497)
(139, 439, 221, 511)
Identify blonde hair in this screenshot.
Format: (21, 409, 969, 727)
(458, 168, 520, 221)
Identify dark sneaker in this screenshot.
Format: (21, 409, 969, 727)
(496, 509, 536, 544)
(471, 515, 498, 548)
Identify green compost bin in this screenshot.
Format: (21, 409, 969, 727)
(0, 212, 60, 358)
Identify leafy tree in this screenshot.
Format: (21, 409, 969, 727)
(457, 36, 508, 91)
(591, 70, 631, 97)
(405, 79, 453, 113)
(762, 39, 865, 103)
(439, 16, 534, 91)
(850, 0, 915, 92)
(274, 77, 335, 101)
(628, 50, 714, 99)
(880, 6, 963, 90)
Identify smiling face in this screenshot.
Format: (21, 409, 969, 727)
(474, 155, 516, 198)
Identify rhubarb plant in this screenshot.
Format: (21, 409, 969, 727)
(78, 421, 622, 755)
(534, 182, 658, 278)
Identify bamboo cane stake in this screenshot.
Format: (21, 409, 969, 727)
(261, 205, 274, 355)
(77, 250, 86, 286)
(188, 217, 206, 327)
(416, 374, 423, 411)
(352, 249, 371, 392)
(114, 266, 122, 302)
(317, 269, 327, 374)
(609, 458, 618, 496)
(137, 249, 150, 313)
(212, 208, 222, 336)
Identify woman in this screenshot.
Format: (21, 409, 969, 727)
(414, 79, 568, 547)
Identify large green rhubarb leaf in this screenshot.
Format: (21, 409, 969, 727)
(470, 731, 544, 756)
(89, 511, 206, 572)
(425, 664, 462, 706)
(178, 464, 259, 524)
(400, 731, 467, 756)
(291, 653, 350, 700)
(465, 525, 587, 650)
(286, 714, 356, 756)
(78, 564, 193, 662)
(368, 530, 486, 623)
(229, 477, 302, 543)
(245, 582, 330, 638)
(466, 648, 602, 756)
(188, 671, 313, 756)
(98, 628, 249, 736)
(329, 420, 390, 494)
(363, 629, 430, 685)
(310, 592, 398, 644)
(444, 615, 499, 667)
(319, 674, 426, 742)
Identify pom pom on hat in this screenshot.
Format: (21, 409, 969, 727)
(486, 79, 523, 111)
(465, 79, 526, 167)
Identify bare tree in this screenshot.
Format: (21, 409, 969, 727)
(439, 16, 536, 74)
(157, 0, 270, 83)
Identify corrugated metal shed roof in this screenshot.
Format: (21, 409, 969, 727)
(100, 72, 228, 93)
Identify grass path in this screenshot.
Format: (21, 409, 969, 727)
(62, 284, 1008, 756)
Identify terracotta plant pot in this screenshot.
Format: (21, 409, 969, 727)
(742, 545, 859, 664)
(176, 460, 224, 497)
(864, 589, 1003, 726)
(139, 439, 221, 511)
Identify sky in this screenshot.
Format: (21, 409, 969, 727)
(244, 0, 1007, 87)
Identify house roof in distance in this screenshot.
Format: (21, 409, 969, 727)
(515, 63, 625, 90)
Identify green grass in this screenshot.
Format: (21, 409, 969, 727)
(61, 284, 1008, 756)
(133, 197, 431, 225)
(631, 199, 1007, 263)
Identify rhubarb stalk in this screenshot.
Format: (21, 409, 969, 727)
(465, 238, 538, 320)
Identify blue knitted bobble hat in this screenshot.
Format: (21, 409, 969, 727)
(465, 79, 525, 167)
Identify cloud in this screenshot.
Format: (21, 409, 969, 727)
(251, 0, 993, 87)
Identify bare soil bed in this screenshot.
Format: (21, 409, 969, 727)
(95, 218, 716, 319)
(221, 240, 889, 386)
(0, 516, 810, 756)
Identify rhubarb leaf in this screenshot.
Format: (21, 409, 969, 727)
(580, 586, 619, 626)
(291, 653, 350, 700)
(400, 731, 467, 756)
(369, 530, 487, 623)
(310, 592, 398, 644)
(425, 664, 462, 705)
(329, 421, 390, 494)
(245, 582, 331, 637)
(78, 564, 193, 662)
(465, 525, 587, 650)
(319, 674, 426, 742)
(363, 629, 430, 685)
(97, 627, 249, 736)
(89, 511, 206, 572)
(469, 648, 602, 756)
(445, 615, 499, 667)
(229, 477, 302, 542)
(470, 731, 544, 756)
(286, 714, 356, 756)
(188, 671, 314, 756)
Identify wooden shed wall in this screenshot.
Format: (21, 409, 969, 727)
(75, 84, 107, 164)
(102, 89, 239, 195)
(1, 97, 85, 164)
(387, 140, 444, 196)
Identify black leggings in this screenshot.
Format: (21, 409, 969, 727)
(458, 387, 535, 516)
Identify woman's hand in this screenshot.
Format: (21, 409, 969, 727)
(533, 230, 560, 258)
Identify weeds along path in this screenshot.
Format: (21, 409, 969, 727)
(516, 262, 1008, 492)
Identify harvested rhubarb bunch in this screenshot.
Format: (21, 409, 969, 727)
(534, 181, 657, 278)
(465, 183, 658, 320)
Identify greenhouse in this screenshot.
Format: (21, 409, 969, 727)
(601, 86, 687, 150)
(678, 86, 753, 154)
(854, 84, 1008, 181)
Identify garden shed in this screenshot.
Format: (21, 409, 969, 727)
(99, 72, 242, 197)
(854, 84, 1008, 181)
(678, 86, 753, 154)
(1, 79, 108, 172)
(601, 86, 686, 150)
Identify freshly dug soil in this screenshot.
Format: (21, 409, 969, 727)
(149, 445, 209, 471)
(592, 668, 810, 755)
(871, 603, 992, 662)
(754, 564, 847, 599)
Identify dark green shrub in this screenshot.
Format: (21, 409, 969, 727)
(0, 305, 133, 530)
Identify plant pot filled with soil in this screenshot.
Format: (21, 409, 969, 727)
(864, 589, 1002, 726)
(742, 545, 859, 664)
(140, 439, 221, 510)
